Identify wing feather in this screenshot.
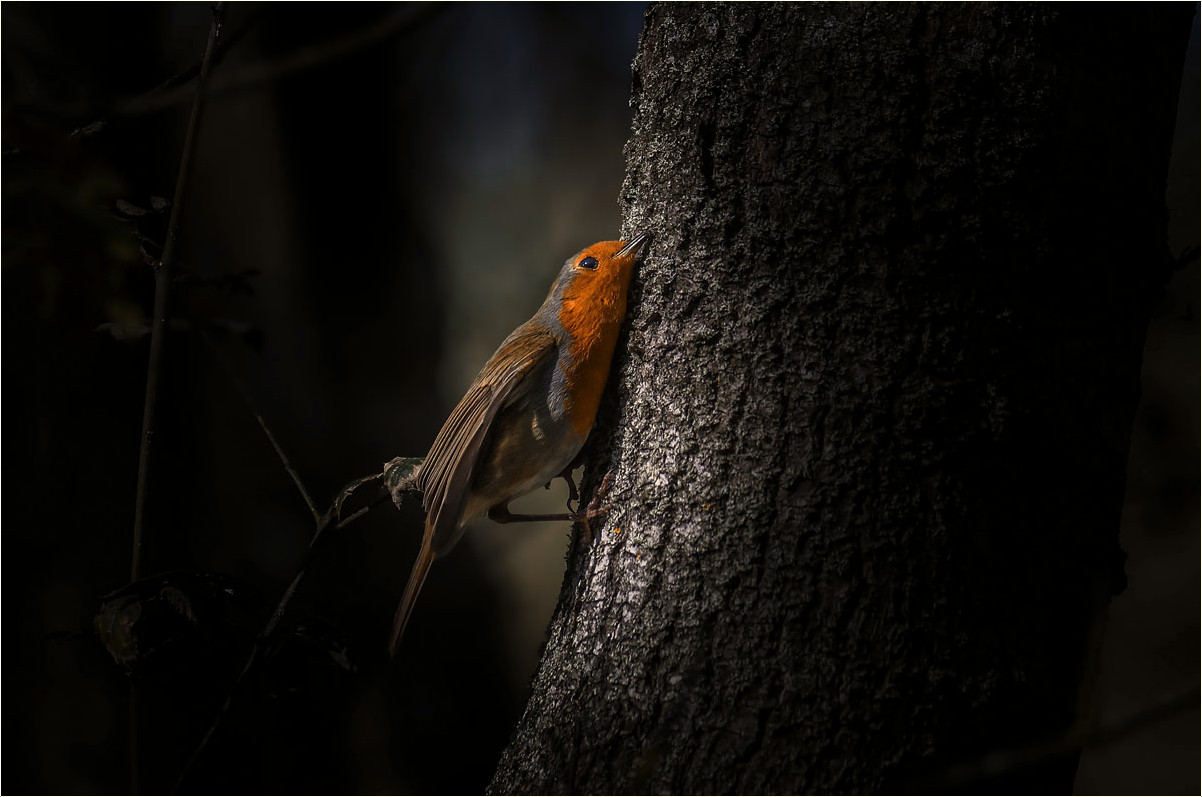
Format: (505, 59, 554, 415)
(417, 322, 557, 554)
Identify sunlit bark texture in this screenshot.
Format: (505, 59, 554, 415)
(490, 4, 1194, 793)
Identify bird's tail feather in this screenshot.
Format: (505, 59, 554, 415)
(388, 541, 435, 658)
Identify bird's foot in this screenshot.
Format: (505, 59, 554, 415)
(571, 471, 615, 547)
(489, 472, 615, 547)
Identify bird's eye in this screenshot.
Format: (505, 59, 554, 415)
(578, 256, 599, 270)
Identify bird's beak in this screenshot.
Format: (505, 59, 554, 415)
(616, 232, 650, 259)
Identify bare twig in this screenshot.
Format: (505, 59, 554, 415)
(246, 398, 321, 520)
(126, 9, 225, 792)
(130, 3, 225, 582)
(121, 4, 442, 117)
(200, 332, 319, 522)
(69, 9, 263, 139)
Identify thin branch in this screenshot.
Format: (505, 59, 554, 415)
(200, 332, 319, 522)
(141, 9, 261, 95)
(334, 496, 385, 529)
(248, 405, 321, 519)
(125, 9, 224, 792)
(130, 0, 224, 585)
(69, 9, 262, 140)
(120, 4, 442, 117)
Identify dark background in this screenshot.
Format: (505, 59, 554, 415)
(2, 3, 1196, 793)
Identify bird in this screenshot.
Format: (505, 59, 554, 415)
(388, 233, 650, 657)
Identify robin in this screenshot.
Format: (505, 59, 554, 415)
(389, 233, 649, 656)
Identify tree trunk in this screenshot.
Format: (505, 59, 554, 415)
(490, 4, 1193, 793)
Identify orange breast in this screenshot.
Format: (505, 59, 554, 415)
(555, 240, 636, 437)
(561, 312, 624, 437)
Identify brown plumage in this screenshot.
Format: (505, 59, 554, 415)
(388, 234, 648, 656)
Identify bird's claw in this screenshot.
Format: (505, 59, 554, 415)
(571, 471, 615, 546)
(559, 468, 581, 507)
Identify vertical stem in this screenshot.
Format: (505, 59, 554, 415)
(130, 3, 225, 583)
(128, 690, 140, 794)
(127, 7, 224, 794)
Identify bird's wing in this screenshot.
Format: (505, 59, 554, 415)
(417, 322, 557, 554)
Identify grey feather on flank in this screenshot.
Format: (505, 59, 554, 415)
(421, 326, 558, 555)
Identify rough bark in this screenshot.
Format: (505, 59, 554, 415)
(490, 4, 1193, 794)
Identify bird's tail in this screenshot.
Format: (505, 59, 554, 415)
(388, 541, 436, 658)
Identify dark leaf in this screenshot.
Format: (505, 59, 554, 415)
(114, 198, 149, 217)
(93, 595, 142, 668)
(94, 571, 265, 675)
